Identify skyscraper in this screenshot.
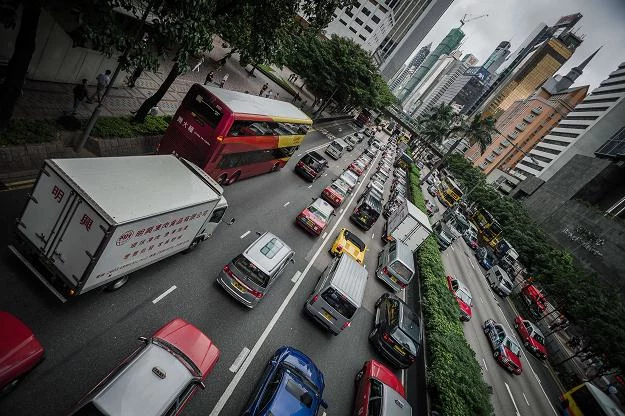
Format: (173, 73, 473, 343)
(388, 43, 431, 93)
(376, 0, 455, 80)
(398, 27, 465, 102)
(513, 59, 624, 182)
(482, 41, 511, 74)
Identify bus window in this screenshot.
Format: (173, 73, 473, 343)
(190, 94, 223, 128)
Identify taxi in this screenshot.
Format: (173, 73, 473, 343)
(330, 228, 367, 264)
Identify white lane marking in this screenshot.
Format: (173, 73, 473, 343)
(451, 245, 455, 252)
(482, 358, 488, 371)
(523, 392, 530, 406)
(152, 285, 177, 304)
(323, 173, 328, 176)
(229, 347, 250, 373)
(290, 271, 302, 283)
(209, 145, 381, 416)
(505, 382, 521, 416)
(240, 230, 250, 239)
(480, 296, 485, 304)
(297, 153, 302, 157)
(307, 184, 312, 189)
(283, 201, 290, 207)
(322, 232, 328, 239)
(371, 233, 375, 239)
(470, 261, 475, 270)
(339, 208, 344, 213)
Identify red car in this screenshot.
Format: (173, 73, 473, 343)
(296, 198, 334, 236)
(521, 284, 547, 317)
(0, 312, 44, 396)
(348, 160, 366, 176)
(483, 319, 523, 375)
(446, 276, 473, 321)
(353, 360, 412, 416)
(514, 316, 548, 359)
(69, 318, 220, 415)
(321, 179, 350, 208)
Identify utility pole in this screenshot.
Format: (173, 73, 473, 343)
(75, 1, 159, 151)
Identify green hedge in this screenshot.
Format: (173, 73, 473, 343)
(409, 166, 493, 416)
(254, 65, 299, 96)
(90, 115, 172, 138)
(0, 119, 58, 146)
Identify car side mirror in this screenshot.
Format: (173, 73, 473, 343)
(196, 380, 206, 390)
(330, 211, 336, 216)
(289, 258, 295, 264)
(226, 217, 236, 225)
(321, 400, 328, 409)
(256, 231, 263, 236)
(138, 336, 149, 344)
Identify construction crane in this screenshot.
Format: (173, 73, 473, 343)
(459, 13, 488, 27)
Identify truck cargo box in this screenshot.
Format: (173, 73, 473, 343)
(384, 199, 432, 251)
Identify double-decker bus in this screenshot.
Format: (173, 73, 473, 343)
(157, 84, 312, 185)
(559, 382, 624, 416)
(470, 207, 503, 248)
(438, 177, 464, 207)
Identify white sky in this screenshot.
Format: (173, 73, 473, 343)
(408, 0, 625, 90)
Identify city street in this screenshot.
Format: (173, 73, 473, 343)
(424, 182, 564, 416)
(0, 122, 422, 415)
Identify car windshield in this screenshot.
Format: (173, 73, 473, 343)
(389, 260, 412, 280)
(501, 278, 513, 290)
(344, 230, 366, 251)
(399, 306, 421, 346)
(457, 287, 472, 305)
(531, 330, 545, 345)
(233, 254, 270, 287)
(321, 287, 356, 318)
(281, 361, 320, 396)
(308, 204, 330, 222)
(329, 183, 347, 197)
(303, 155, 324, 171)
(72, 403, 107, 416)
(330, 142, 344, 150)
(391, 326, 418, 355)
(341, 173, 356, 187)
(504, 338, 522, 356)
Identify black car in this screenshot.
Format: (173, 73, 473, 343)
(369, 293, 422, 369)
(294, 151, 328, 181)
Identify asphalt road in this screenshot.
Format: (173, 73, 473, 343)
(422, 174, 564, 416)
(0, 122, 423, 416)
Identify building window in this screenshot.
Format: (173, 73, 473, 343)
(364, 25, 373, 33)
(542, 138, 570, 146)
(362, 7, 371, 16)
(591, 87, 625, 96)
(359, 34, 367, 41)
(345, 9, 353, 17)
(565, 115, 599, 121)
(355, 17, 363, 26)
(534, 146, 561, 155)
(372, 15, 381, 24)
(550, 130, 579, 139)
(571, 106, 609, 112)
(519, 159, 543, 170)
(557, 123, 588, 130)
(349, 26, 357, 34)
(583, 97, 619, 104)
(339, 19, 347, 25)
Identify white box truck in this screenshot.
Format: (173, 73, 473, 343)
(9, 155, 231, 302)
(383, 199, 432, 251)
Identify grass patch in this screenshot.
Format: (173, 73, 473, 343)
(254, 65, 298, 96)
(409, 165, 493, 416)
(89, 115, 172, 138)
(0, 119, 58, 146)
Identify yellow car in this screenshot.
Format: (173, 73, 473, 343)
(330, 228, 367, 264)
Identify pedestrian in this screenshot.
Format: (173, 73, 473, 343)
(69, 78, 89, 115)
(191, 56, 204, 72)
(204, 70, 214, 85)
(89, 69, 111, 103)
(265, 89, 273, 99)
(275, 93, 279, 100)
(259, 82, 268, 96)
(219, 73, 229, 88)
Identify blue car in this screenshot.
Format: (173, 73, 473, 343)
(476, 247, 496, 270)
(242, 346, 327, 416)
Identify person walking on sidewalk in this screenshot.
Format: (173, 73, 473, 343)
(259, 83, 268, 96)
(219, 73, 229, 88)
(69, 79, 89, 115)
(204, 70, 214, 85)
(89, 69, 111, 103)
(265, 89, 273, 99)
(275, 93, 280, 101)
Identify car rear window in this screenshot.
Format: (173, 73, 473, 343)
(330, 183, 347, 197)
(321, 287, 357, 318)
(399, 306, 421, 345)
(233, 254, 270, 287)
(344, 230, 366, 251)
(390, 260, 412, 280)
(308, 204, 330, 222)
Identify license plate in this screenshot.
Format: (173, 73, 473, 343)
(307, 219, 314, 227)
(322, 310, 334, 321)
(390, 275, 398, 283)
(393, 345, 406, 355)
(232, 281, 247, 293)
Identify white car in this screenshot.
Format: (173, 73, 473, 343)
(339, 170, 359, 192)
(367, 180, 385, 196)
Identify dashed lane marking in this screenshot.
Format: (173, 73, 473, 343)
(229, 347, 250, 373)
(283, 201, 290, 207)
(240, 231, 250, 239)
(290, 271, 302, 283)
(152, 286, 177, 304)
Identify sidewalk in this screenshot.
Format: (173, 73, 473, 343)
(11, 37, 332, 121)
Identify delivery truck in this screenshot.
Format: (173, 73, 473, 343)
(9, 155, 231, 302)
(382, 199, 432, 251)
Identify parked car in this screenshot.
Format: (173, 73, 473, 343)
(321, 179, 350, 208)
(427, 185, 438, 197)
(345, 135, 359, 151)
(483, 319, 523, 375)
(425, 200, 438, 216)
(348, 160, 366, 176)
(68, 318, 220, 415)
(294, 151, 328, 182)
(339, 170, 359, 192)
(352, 360, 411, 416)
(369, 293, 422, 369)
(0, 312, 44, 396)
(330, 228, 367, 264)
(514, 316, 548, 359)
(446, 276, 473, 321)
(242, 346, 327, 416)
(296, 198, 335, 236)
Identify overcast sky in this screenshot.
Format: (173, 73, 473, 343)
(408, 0, 625, 90)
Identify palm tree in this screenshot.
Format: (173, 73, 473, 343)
(410, 103, 456, 157)
(419, 111, 495, 185)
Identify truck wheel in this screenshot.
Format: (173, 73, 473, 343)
(271, 163, 280, 172)
(0, 376, 23, 397)
(226, 171, 241, 185)
(105, 276, 128, 292)
(183, 238, 202, 254)
(217, 174, 228, 185)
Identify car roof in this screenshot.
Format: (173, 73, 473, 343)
(331, 255, 368, 307)
(306, 151, 327, 163)
(381, 383, 412, 416)
(310, 198, 334, 217)
(91, 343, 194, 416)
(244, 232, 293, 274)
(277, 346, 324, 391)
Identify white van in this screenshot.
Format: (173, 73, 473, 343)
(376, 239, 415, 292)
(325, 139, 348, 160)
(305, 255, 368, 335)
(486, 265, 513, 297)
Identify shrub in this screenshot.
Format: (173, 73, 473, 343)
(89, 115, 172, 138)
(0, 119, 58, 146)
(409, 165, 493, 416)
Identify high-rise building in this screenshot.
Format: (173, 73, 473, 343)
(465, 14, 583, 116)
(388, 43, 431, 92)
(376, 0, 455, 80)
(398, 27, 465, 102)
(482, 41, 511, 74)
(512, 60, 625, 182)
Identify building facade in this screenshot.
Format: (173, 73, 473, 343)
(482, 41, 511, 73)
(389, 43, 431, 92)
(513, 61, 625, 182)
(327, 1, 395, 53)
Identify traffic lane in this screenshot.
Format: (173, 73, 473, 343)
(442, 239, 559, 416)
(0, 134, 364, 414)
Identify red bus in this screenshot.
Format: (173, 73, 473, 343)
(157, 84, 313, 185)
(354, 109, 372, 128)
